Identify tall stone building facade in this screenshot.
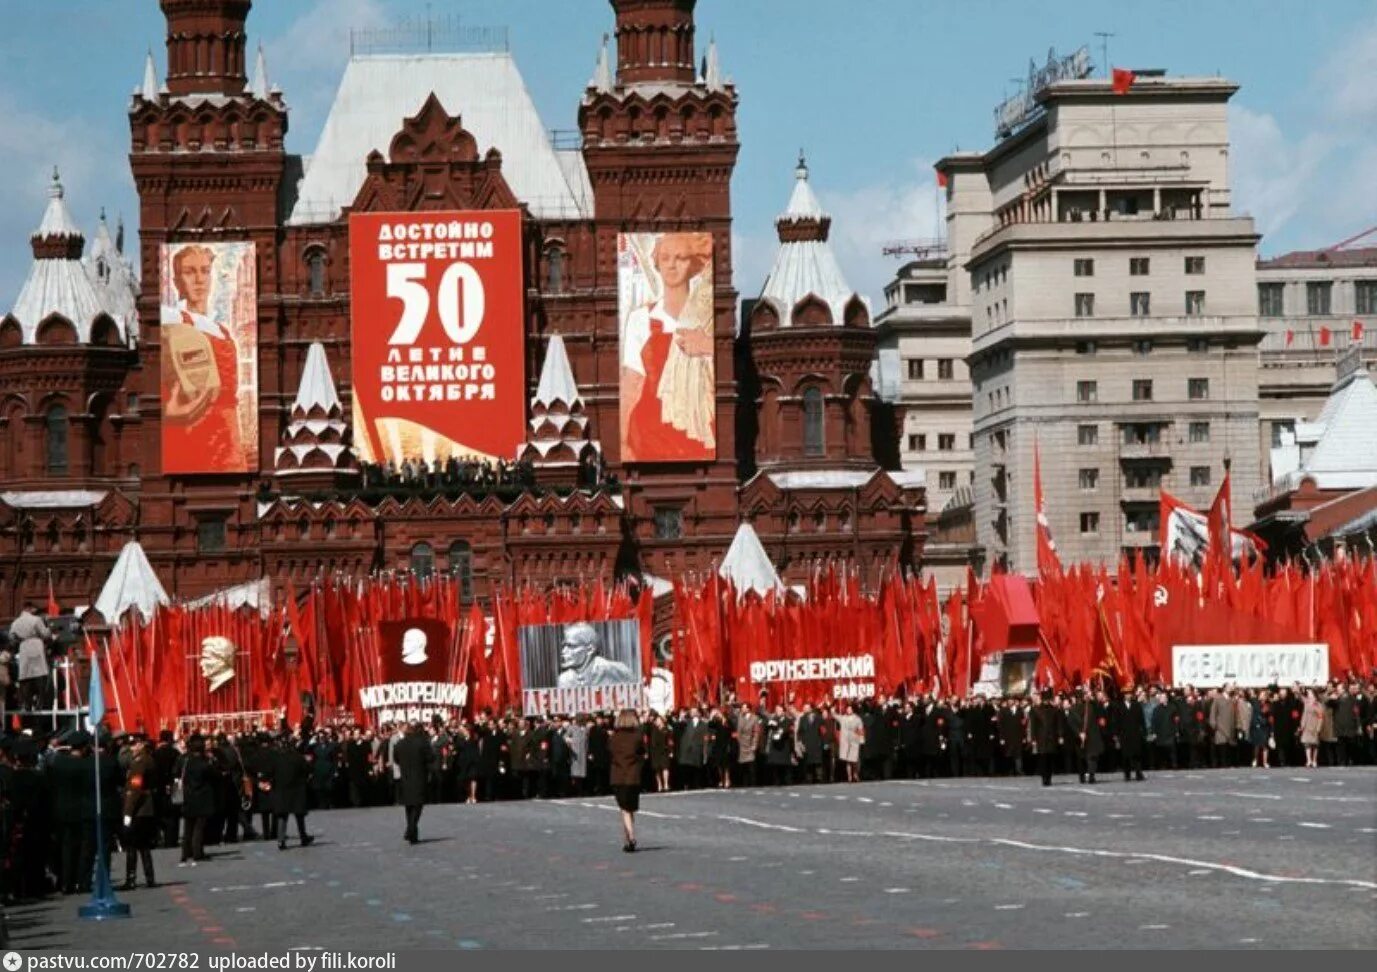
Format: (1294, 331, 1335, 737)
(938, 74, 1262, 570)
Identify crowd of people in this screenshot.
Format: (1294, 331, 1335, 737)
(1, 679, 1373, 902)
(352, 455, 619, 495)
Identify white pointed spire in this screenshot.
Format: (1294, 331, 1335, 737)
(35, 168, 82, 239)
(246, 43, 269, 99)
(140, 49, 159, 101)
(533, 333, 581, 408)
(293, 341, 342, 415)
(703, 35, 722, 91)
(783, 150, 825, 220)
(589, 33, 612, 93)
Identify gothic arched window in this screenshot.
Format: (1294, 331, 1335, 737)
(46, 405, 69, 475)
(411, 541, 435, 579)
(306, 248, 326, 296)
(449, 540, 473, 601)
(803, 387, 824, 457)
(545, 243, 565, 294)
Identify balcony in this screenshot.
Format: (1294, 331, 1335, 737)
(1119, 486, 1161, 505)
(1118, 439, 1172, 460)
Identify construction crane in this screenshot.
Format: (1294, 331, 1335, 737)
(1324, 224, 1377, 251)
(880, 238, 948, 260)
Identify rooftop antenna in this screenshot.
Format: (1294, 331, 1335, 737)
(1094, 31, 1114, 76)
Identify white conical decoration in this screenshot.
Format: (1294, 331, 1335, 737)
(589, 34, 612, 93)
(247, 43, 269, 98)
(533, 333, 580, 408)
(140, 49, 159, 101)
(703, 36, 722, 91)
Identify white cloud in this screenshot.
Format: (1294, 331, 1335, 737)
(817, 158, 945, 306)
(1231, 16, 1377, 252)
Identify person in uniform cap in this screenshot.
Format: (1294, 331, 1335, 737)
(393, 721, 435, 844)
(49, 730, 96, 893)
(1029, 691, 1065, 787)
(122, 735, 158, 889)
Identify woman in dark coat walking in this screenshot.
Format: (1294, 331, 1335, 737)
(609, 709, 647, 853)
(176, 734, 217, 866)
(267, 737, 314, 850)
(393, 723, 435, 844)
(647, 713, 672, 792)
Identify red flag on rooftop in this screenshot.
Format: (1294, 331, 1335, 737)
(935, 168, 948, 189)
(1111, 68, 1136, 95)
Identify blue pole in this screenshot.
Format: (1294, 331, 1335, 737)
(79, 723, 130, 919)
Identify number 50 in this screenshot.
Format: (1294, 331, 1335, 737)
(386, 261, 486, 345)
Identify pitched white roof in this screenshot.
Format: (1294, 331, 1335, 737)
(289, 53, 590, 224)
(758, 159, 866, 326)
(1274, 366, 1377, 491)
(534, 333, 580, 407)
(294, 341, 342, 413)
(767, 469, 872, 490)
(10, 172, 125, 345)
(588, 35, 612, 94)
(94, 541, 170, 624)
(718, 522, 784, 597)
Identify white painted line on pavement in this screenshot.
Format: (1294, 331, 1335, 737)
(718, 814, 805, 833)
(583, 915, 637, 923)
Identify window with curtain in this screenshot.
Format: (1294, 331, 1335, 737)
(306, 249, 326, 296)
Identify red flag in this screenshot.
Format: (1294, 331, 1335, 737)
(1319, 325, 1331, 347)
(1111, 68, 1136, 95)
(935, 168, 948, 189)
(1284, 329, 1294, 347)
(46, 572, 59, 618)
(1353, 320, 1365, 342)
(1033, 439, 1061, 576)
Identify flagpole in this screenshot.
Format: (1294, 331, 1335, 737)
(79, 652, 130, 921)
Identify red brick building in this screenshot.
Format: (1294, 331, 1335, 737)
(0, 0, 925, 625)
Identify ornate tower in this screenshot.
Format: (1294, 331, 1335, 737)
(746, 157, 880, 472)
(578, 0, 742, 578)
(127, 0, 288, 592)
(160, 0, 252, 96)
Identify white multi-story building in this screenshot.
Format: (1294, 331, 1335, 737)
(937, 72, 1262, 570)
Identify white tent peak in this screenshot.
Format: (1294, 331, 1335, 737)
(718, 522, 784, 597)
(94, 541, 170, 624)
(533, 333, 581, 408)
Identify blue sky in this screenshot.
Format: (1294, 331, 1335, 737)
(2, 0, 1374, 305)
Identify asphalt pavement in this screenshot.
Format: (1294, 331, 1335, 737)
(8, 766, 1375, 950)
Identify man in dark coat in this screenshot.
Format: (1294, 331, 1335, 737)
(1029, 692, 1064, 786)
(267, 736, 314, 850)
(796, 705, 826, 784)
(1112, 693, 1148, 781)
(49, 733, 96, 893)
(1149, 690, 1178, 769)
(393, 723, 435, 844)
(152, 729, 181, 848)
(1069, 691, 1107, 783)
(676, 709, 708, 790)
(996, 700, 1026, 776)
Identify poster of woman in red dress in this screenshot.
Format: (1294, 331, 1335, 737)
(618, 232, 716, 463)
(159, 242, 258, 474)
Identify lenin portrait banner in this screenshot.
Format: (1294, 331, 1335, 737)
(359, 617, 468, 726)
(159, 241, 259, 474)
(617, 232, 716, 463)
(349, 210, 525, 466)
(519, 619, 644, 716)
